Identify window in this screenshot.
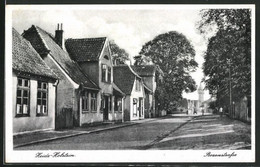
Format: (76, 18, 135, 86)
(82, 91, 89, 111)
(100, 95, 104, 112)
(108, 96, 112, 112)
(118, 99, 122, 112)
(108, 67, 111, 83)
(101, 64, 112, 83)
(91, 93, 97, 111)
(104, 55, 109, 60)
(136, 79, 141, 91)
(102, 64, 106, 82)
(114, 97, 122, 112)
(133, 98, 138, 116)
(16, 78, 30, 117)
(114, 97, 118, 111)
(37, 81, 48, 116)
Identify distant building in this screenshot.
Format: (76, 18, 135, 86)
(12, 28, 57, 134)
(131, 65, 157, 118)
(65, 37, 125, 123)
(113, 65, 146, 121)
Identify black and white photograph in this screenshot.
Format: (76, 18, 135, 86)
(5, 4, 255, 163)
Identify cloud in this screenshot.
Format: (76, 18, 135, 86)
(11, 7, 210, 99)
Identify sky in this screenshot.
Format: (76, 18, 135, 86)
(11, 5, 211, 100)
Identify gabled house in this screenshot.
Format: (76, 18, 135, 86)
(131, 65, 157, 118)
(22, 25, 100, 128)
(12, 28, 58, 134)
(65, 37, 125, 123)
(113, 65, 146, 121)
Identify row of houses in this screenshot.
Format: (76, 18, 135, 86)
(12, 24, 159, 134)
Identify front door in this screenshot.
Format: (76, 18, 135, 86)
(139, 98, 143, 118)
(103, 96, 109, 121)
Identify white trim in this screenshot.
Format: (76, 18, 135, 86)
(98, 37, 107, 61)
(47, 53, 79, 89)
(13, 128, 53, 136)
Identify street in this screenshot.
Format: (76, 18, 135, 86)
(16, 114, 251, 150)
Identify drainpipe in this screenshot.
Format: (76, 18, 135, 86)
(53, 79, 59, 130)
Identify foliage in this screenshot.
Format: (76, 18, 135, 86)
(109, 40, 130, 65)
(198, 9, 251, 107)
(135, 31, 198, 111)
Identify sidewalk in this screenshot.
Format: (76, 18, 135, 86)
(13, 117, 161, 148)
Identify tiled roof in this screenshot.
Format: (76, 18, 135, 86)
(113, 65, 139, 95)
(12, 28, 57, 80)
(22, 25, 99, 90)
(131, 65, 156, 76)
(65, 37, 106, 62)
(143, 83, 152, 93)
(112, 83, 125, 97)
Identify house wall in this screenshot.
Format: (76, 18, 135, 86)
(12, 72, 56, 134)
(99, 43, 113, 94)
(123, 95, 131, 121)
(142, 76, 156, 117)
(129, 78, 145, 121)
(43, 54, 78, 129)
(79, 91, 103, 125)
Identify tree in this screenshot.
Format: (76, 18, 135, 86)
(109, 40, 130, 65)
(135, 31, 198, 112)
(198, 9, 251, 107)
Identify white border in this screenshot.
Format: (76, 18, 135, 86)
(5, 4, 255, 163)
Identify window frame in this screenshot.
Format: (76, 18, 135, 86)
(82, 91, 89, 112)
(101, 64, 112, 83)
(133, 98, 138, 117)
(107, 66, 111, 83)
(136, 79, 141, 91)
(90, 92, 97, 112)
(16, 77, 30, 117)
(101, 64, 107, 82)
(36, 81, 48, 117)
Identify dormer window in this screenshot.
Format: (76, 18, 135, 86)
(104, 55, 109, 60)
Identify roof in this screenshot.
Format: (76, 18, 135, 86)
(113, 65, 141, 95)
(22, 25, 99, 90)
(131, 65, 156, 76)
(65, 37, 107, 62)
(12, 28, 57, 80)
(143, 83, 152, 93)
(112, 83, 125, 97)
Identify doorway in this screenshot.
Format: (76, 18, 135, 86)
(139, 98, 143, 118)
(103, 96, 109, 121)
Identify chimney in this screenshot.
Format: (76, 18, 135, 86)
(55, 23, 64, 48)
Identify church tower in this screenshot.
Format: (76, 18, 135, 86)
(198, 83, 204, 105)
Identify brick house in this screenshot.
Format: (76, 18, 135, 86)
(131, 65, 157, 118)
(65, 37, 125, 123)
(12, 28, 58, 134)
(22, 25, 100, 128)
(113, 65, 146, 121)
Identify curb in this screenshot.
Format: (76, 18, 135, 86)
(14, 117, 166, 148)
(14, 122, 140, 148)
